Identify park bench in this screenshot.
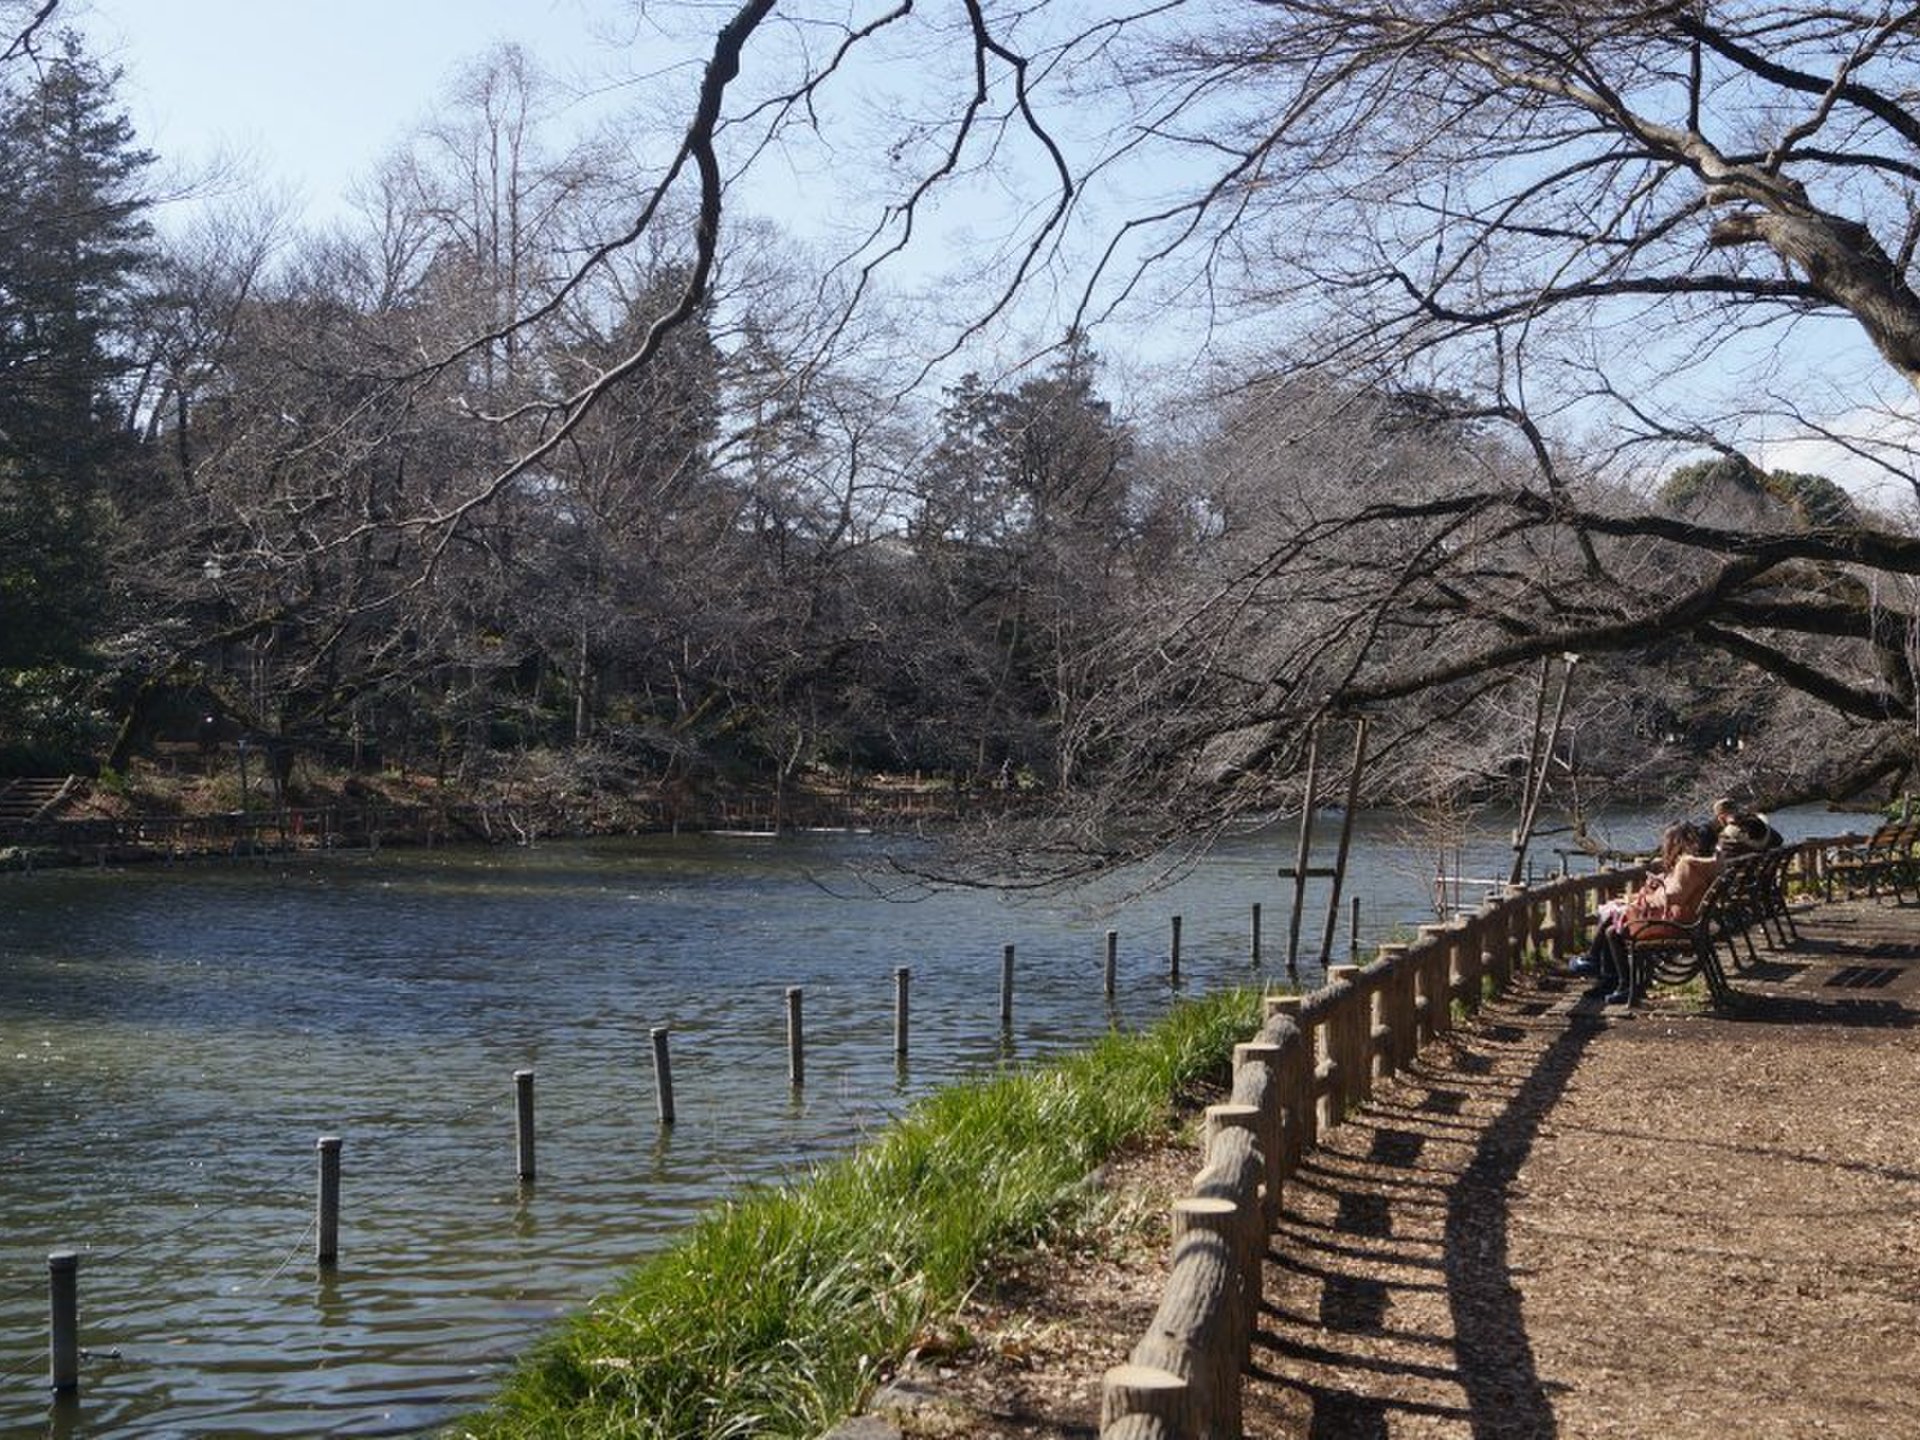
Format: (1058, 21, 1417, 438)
(1712, 849, 1805, 968)
(1824, 821, 1920, 902)
(1753, 847, 1801, 948)
(1616, 848, 1812, 1006)
(1618, 866, 1744, 1007)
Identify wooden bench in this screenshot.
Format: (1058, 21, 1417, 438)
(1824, 822, 1920, 901)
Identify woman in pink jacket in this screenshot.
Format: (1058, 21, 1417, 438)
(1571, 821, 1718, 1003)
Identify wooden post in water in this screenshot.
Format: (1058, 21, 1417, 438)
(650, 1026, 676, 1126)
(787, 986, 805, 1087)
(1104, 930, 1118, 998)
(47, 1250, 78, 1392)
(316, 1136, 342, 1266)
(894, 967, 910, 1058)
(514, 1070, 536, 1181)
(1251, 903, 1262, 967)
(1001, 944, 1016, 1028)
(1350, 895, 1361, 963)
(1286, 726, 1323, 973)
(1317, 718, 1369, 968)
(1508, 655, 1577, 886)
(1169, 915, 1182, 985)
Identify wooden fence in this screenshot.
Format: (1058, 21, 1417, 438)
(1098, 841, 1837, 1439)
(0, 806, 431, 862)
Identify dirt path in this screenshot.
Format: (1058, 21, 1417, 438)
(864, 895, 1920, 1439)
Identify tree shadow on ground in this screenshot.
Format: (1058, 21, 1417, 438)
(1438, 1011, 1600, 1439)
(1252, 993, 1601, 1439)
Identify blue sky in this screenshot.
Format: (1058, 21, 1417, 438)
(76, 0, 646, 228)
(53, 1, 1920, 495)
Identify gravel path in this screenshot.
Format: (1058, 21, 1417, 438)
(1247, 895, 1920, 1439)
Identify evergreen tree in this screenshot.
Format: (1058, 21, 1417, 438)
(0, 31, 154, 755)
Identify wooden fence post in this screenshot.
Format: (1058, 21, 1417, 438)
(1328, 965, 1367, 1115)
(1152, 1202, 1247, 1437)
(1484, 896, 1513, 992)
(1188, 1118, 1264, 1372)
(1264, 993, 1316, 1156)
(1233, 1041, 1286, 1227)
(1453, 916, 1484, 1014)
(1422, 930, 1443, 1044)
(1508, 891, 1531, 969)
(1375, 944, 1415, 1077)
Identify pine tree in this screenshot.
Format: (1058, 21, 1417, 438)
(0, 29, 154, 674)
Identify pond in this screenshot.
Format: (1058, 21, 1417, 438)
(0, 807, 1824, 1435)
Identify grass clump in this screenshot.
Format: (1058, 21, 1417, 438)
(455, 988, 1259, 1440)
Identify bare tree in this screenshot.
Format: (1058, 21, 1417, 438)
(86, 2, 1920, 835)
(399, 2, 1920, 831)
(0, 0, 57, 68)
(946, 3, 1920, 825)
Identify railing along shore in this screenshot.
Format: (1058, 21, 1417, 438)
(1098, 839, 1840, 1440)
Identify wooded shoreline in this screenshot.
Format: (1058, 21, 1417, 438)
(0, 775, 1029, 870)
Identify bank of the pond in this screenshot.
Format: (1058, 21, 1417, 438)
(453, 990, 1260, 1440)
(3, 753, 1020, 871)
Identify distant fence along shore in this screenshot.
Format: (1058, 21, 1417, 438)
(0, 786, 1028, 868)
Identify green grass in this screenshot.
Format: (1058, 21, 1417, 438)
(453, 989, 1259, 1439)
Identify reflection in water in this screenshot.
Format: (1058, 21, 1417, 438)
(47, 1391, 81, 1440)
(0, 812, 1789, 1434)
(509, 1190, 537, 1245)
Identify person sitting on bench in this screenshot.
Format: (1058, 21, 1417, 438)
(1596, 821, 1719, 1003)
(1569, 821, 1717, 1002)
(1713, 797, 1784, 856)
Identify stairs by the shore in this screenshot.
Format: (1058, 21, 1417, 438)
(0, 776, 79, 827)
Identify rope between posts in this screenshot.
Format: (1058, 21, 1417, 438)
(81, 1150, 313, 1274)
(1, 1087, 508, 1307)
(232, 1215, 318, 1297)
(0, 1147, 314, 1305)
(0, 1271, 45, 1306)
(331, 1094, 509, 1197)
(2, 1216, 330, 1384)
(1, 946, 1200, 1385)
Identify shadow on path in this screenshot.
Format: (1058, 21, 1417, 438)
(1250, 988, 1604, 1439)
(1247, 898, 1920, 1439)
(1438, 1011, 1602, 1439)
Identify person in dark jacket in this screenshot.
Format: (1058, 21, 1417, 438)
(1713, 797, 1784, 856)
